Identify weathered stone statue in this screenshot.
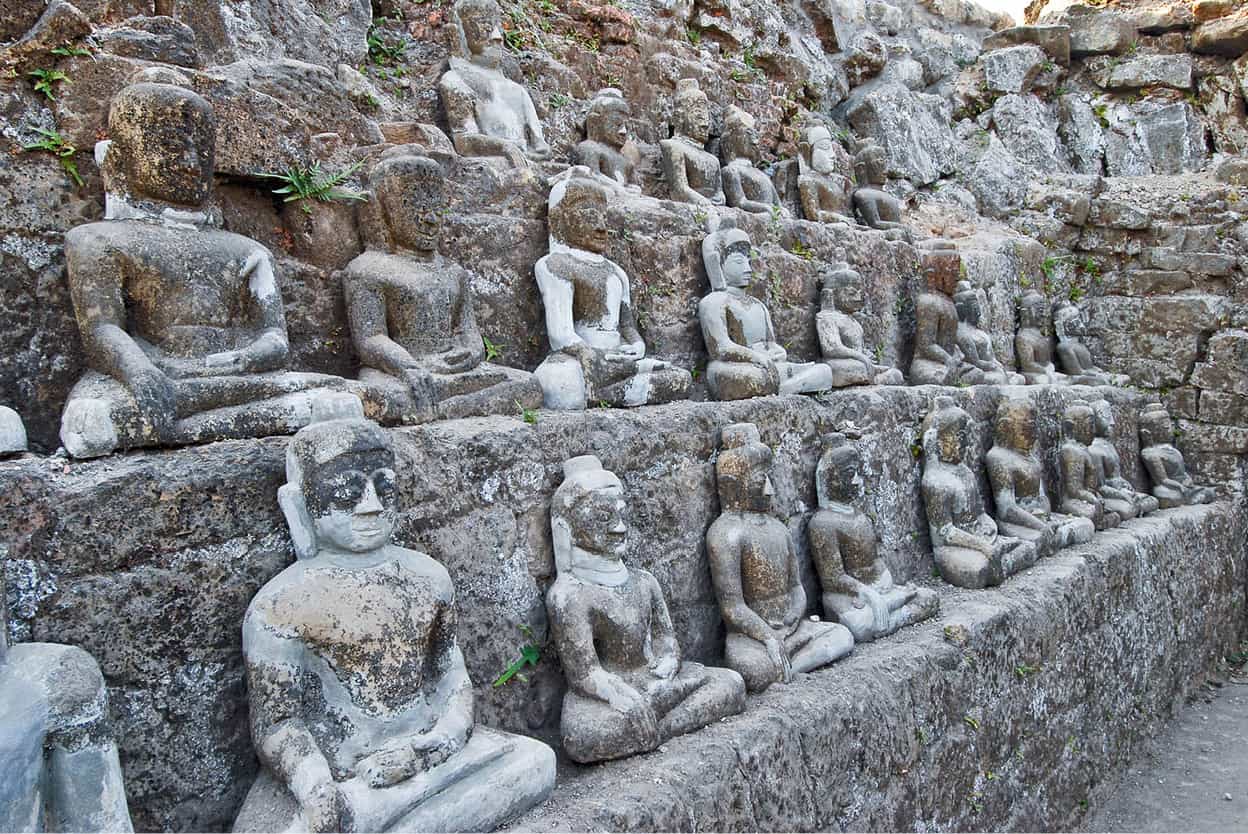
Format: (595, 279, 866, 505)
(59, 81, 356, 459)
(921, 397, 1037, 588)
(0, 405, 26, 455)
(707, 423, 854, 692)
(234, 394, 555, 833)
(851, 140, 910, 241)
(659, 79, 725, 207)
(438, 0, 551, 166)
(910, 252, 978, 386)
(720, 106, 784, 215)
(534, 174, 691, 409)
(1090, 400, 1160, 516)
(699, 225, 834, 400)
(0, 561, 134, 833)
(1053, 303, 1124, 386)
(953, 281, 1021, 385)
(1138, 402, 1216, 508)
(545, 455, 745, 763)
(575, 88, 639, 192)
(1057, 402, 1119, 530)
(798, 124, 854, 224)
(985, 398, 1094, 557)
(808, 435, 938, 642)
(816, 263, 904, 387)
(345, 153, 542, 421)
(1014, 290, 1066, 385)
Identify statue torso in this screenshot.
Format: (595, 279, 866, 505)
(819, 310, 864, 352)
(926, 461, 989, 536)
(664, 138, 721, 197)
(546, 252, 625, 349)
(715, 291, 772, 351)
(991, 448, 1049, 514)
(721, 512, 792, 617)
(1089, 437, 1122, 483)
(811, 507, 882, 584)
(575, 572, 655, 675)
(919, 292, 958, 351)
(354, 252, 469, 359)
(725, 160, 777, 205)
(448, 59, 532, 145)
(1017, 326, 1054, 368)
(577, 141, 632, 186)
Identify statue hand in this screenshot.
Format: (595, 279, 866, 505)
(648, 654, 679, 680)
(410, 727, 464, 769)
(359, 744, 420, 788)
(527, 143, 552, 162)
(130, 368, 176, 437)
(603, 677, 659, 744)
(240, 330, 288, 372)
(300, 780, 349, 833)
(432, 347, 477, 375)
(402, 367, 437, 407)
(204, 350, 245, 375)
(764, 636, 792, 684)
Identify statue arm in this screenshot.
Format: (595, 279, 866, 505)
(345, 275, 420, 375)
(661, 142, 711, 206)
(992, 483, 1043, 530)
(783, 534, 807, 628)
(237, 249, 290, 372)
(549, 587, 635, 704)
(706, 525, 775, 644)
(699, 297, 760, 364)
(439, 73, 526, 165)
(536, 257, 588, 354)
(817, 313, 871, 365)
(1141, 449, 1183, 491)
(926, 488, 994, 555)
(798, 179, 821, 222)
(521, 89, 551, 160)
(450, 274, 487, 367)
(614, 266, 646, 358)
(722, 169, 753, 212)
(643, 571, 682, 667)
(809, 520, 865, 599)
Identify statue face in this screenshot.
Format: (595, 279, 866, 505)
(461, 3, 504, 69)
(858, 147, 886, 186)
(832, 273, 864, 313)
(740, 448, 775, 513)
(1065, 407, 1094, 445)
(821, 448, 861, 503)
(568, 483, 628, 559)
(955, 292, 981, 326)
(307, 449, 398, 554)
(376, 164, 443, 253)
(1053, 305, 1079, 337)
(721, 244, 753, 289)
(723, 121, 758, 163)
(810, 133, 835, 175)
(595, 106, 629, 150)
(936, 413, 968, 464)
(997, 403, 1035, 452)
(559, 193, 609, 254)
(1019, 294, 1046, 329)
(109, 83, 215, 207)
(677, 94, 711, 144)
(1141, 411, 1173, 446)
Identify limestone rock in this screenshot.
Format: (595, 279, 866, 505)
(1125, 3, 1195, 34)
(982, 24, 1071, 66)
(964, 134, 1027, 218)
(1103, 54, 1194, 91)
(991, 93, 1067, 171)
(1104, 101, 1208, 176)
(845, 81, 957, 186)
(845, 31, 889, 87)
(1215, 154, 1248, 185)
(1192, 10, 1248, 57)
(982, 44, 1048, 94)
(1200, 75, 1248, 155)
(95, 16, 201, 68)
(1067, 11, 1138, 57)
(1058, 93, 1107, 174)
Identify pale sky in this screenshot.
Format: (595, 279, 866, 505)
(976, 0, 1028, 24)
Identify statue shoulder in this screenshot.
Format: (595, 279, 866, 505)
(65, 220, 124, 251)
(10, 643, 107, 729)
(391, 546, 455, 600)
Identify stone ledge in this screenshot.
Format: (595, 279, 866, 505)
(509, 503, 1246, 832)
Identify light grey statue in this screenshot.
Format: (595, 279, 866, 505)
(720, 106, 784, 215)
(1090, 399, 1159, 516)
(0, 558, 134, 833)
(659, 79, 724, 207)
(1058, 402, 1119, 530)
(533, 172, 691, 410)
(545, 455, 745, 763)
(817, 263, 904, 387)
(707, 423, 854, 692)
(233, 393, 555, 833)
(1053, 303, 1126, 386)
(851, 140, 910, 241)
(985, 398, 1093, 558)
(438, 0, 551, 166)
(344, 153, 541, 421)
(808, 434, 938, 642)
(798, 124, 854, 225)
(953, 281, 1021, 385)
(921, 396, 1037, 588)
(0, 405, 26, 455)
(576, 88, 640, 193)
(1014, 290, 1066, 385)
(1138, 401, 1216, 508)
(699, 225, 833, 400)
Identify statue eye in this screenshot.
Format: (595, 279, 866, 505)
(327, 470, 369, 509)
(372, 469, 397, 502)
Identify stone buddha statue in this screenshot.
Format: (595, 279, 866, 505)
(698, 225, 834, 400)
(659, 79, 725, 207)
(1014, 290, 1066, 385)
(985, 398, 1094, 558)
(910, 252, 977, 387)
(533, 173, 691, 410)
(233, 394, 555, 833)
(438, 0, 551, 167)
(1057, 402, 1119, 530)
(576, 88, 640, 193)
(720, 106, 784, 216)
(798, 124, 854, 225)
(707, 423, 854, 692)
(0, 562, 134, 833)
(0, 406, 26, 456)
(953, 281, 1020, 385)
(59, 80, 358, 459)
(920, 397, 1036, 588)
(808, 435, 938, 643)
(344, 153, 542, 421)
(1053, 303, 1125, 386)
(545, 455, 745, 764)
(851, 140, 910, 242)
(1138, 402, 1216, 508)
(816, 262, 904, 387)
(1090, 399, 1159, 516)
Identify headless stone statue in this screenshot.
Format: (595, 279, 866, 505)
(545, 455, 745, 763)
(1057, 402, 1119, 530)
(707, 423, 854, 693)
(816, 263, 903, 387)
(953, 281, 1021, 385)
(233, 394, 555, 833)
(921, 397, 1037, 589)
(576, 88, 640, 193)
(533, 173, 691, 409)
(0, 560, 133, 833)
(699, 225, 833, 400)
(659, 79, 724, 207)
(808, 435, 938, 642)
(798, 124, 855, 225)
(1014, 289, 1066, 385)
(1138, 402, 1216, 509)
(985, 398, 1093, 558)
(344, 153, 541, 421)
(1090, 399, 1159, 516)
(438, 0, 551, 167)
(720, 106, 784, 216)
(851, 140, 910, 242)
(1053, 303, 1125, 386)
(910, 250, 979, 386)
(59, 80, 365, 459)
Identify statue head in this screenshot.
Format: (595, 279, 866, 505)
(703, 223, 753, 291)
(550, 455, 629, 577)
(1052, 302, 1080, 339)
(821, 262, 864, 313)
(1139, 402, 1175, 447)
(548, 173, 610, 254)
(454, 0, 504, 68)
(1092, 399, 1115, 438)
(673, 78, 711, 145)
(105, 81, 215, 207)
(853, 141, 887, 187)
(815, 433, 862, 506)
(586, 88, 630, 150)
(721, 105, 759, 164)
(279, 394, 397, 560)
(371, 154, 444, 254)
(922, 396, 970, 466)
(953, 280, 982, 326)
(802, 123, 836, 176)
(1018, 289, 1050, 332)
(1062, 402, 1095, 446)
(716, 422, 774, 513)
(994, 397, 1036, 454)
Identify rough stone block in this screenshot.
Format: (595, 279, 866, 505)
(1176, 420, 1248, 453)
(1144, 248, 1236, 275)
(1089, 199, 1152, 230)
(1123, 3, 1194, 34)
(1199, 390, 1248, 425)
(1140, 295, 1228, 334)
(982, 24, 1072, 65)
(1068, 12, 1138, 56)
(983, 44, 1048, 94)
(1104, 54, 1194, 91)
(1114, 269, 1194, 295)
(1192, 10, 1248, 57)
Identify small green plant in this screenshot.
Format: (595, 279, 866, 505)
(492, 624, 541, 686)
(483, 335, 504, 361)
(1068, 284, 1085, 303)
(51, 43, 92, 58)
(28, 68, 69, 101)
(1092, 103, 1110, 128)
(686, 27, 701, 46)
(789, 240, 814, 261)
(516, 399, 538, 424)
(548, 92, 571, 109)
(1015, 663, 1040, 678)
(964, 714, 980, 731)
(367, 20, 407, 66)
(264, 161, 367, 213)
(23, 127, 82, 186)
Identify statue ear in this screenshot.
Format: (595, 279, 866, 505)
(550, 515, 573, 576)
(702, 233, 726, 291)
(278, 484, 317, 560)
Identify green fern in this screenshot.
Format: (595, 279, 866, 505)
(264, 161, 367, 214)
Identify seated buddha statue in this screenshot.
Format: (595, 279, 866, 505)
(1014, 290, 1066, 385)
(1057, 402, 1121, 530)
(1089, 399, 1159, 516)
(817, 262, 904, 387)
(575, 88, 640, 193)
(1053, 303, 1126, 386)
(1138, 401, 1216, 508)
(953, 281, 1020, 385)
(659, 79, 725, 207)
(910, 251, 979, 387)
(720, 106, 784, 216)
(850, 140, 911, 242)
(797, 124, 855, 225)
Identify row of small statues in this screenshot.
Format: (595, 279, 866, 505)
(52, 74, 1120, 460)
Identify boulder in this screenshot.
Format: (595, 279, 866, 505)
(845, 81, 958, 185)
(1192, 10, 1248, 57)
(982, 24, 1071, 66)
(982, 44, 1048, 94)
(964, 134, 1028, 218)
(1104, 54, 1194, 91)
(1200, 75, 1248, 155)
(0, 406, 26, 455)
(991, 93, 1068, 171)
(1068, 11, 1138, 56)
(1058, 93, 1107, 174)
(95, 16, 201, 68)
(1105, 101, 1208, 177)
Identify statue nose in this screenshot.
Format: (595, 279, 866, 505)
(356, 480, 385, 515)
(763, 477, 774, 497)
